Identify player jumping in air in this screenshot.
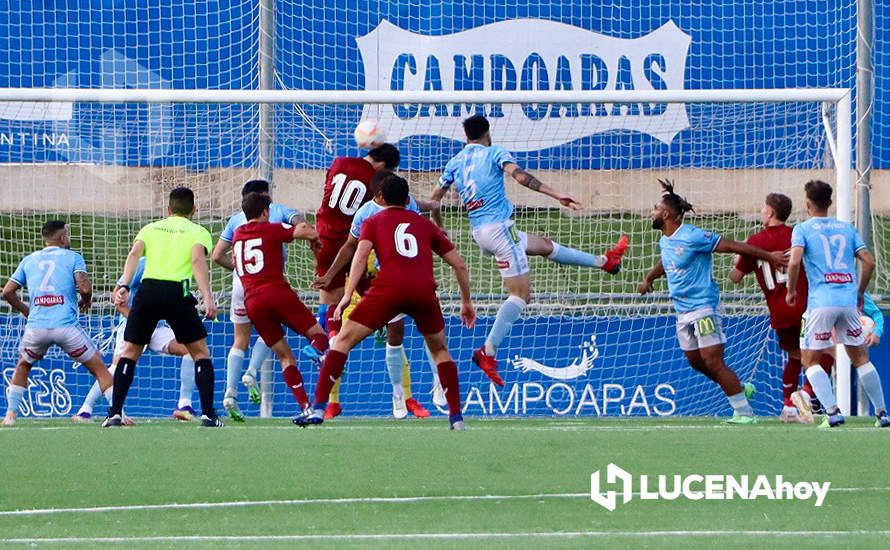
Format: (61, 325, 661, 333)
(729, 193, 833, 423)
(231, 192, 329, 420)
(296, 174, 476, 430)
(313, 143, 400, 418)
(639, 180, 787, 424)
(3, 221, 115, 426)
(430, 115, 628, 386)
(785, 180, 889, 428)
(313, 170, 445, 419)
(212, 179, 306, 421)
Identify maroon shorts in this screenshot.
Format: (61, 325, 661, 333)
(245, 286, 317, 345)
(348, 285, 445, 335)
(314, 235, 349, 291)
(774, 324, 802, 352)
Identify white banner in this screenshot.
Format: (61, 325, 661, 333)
(356, 19, 691, 150)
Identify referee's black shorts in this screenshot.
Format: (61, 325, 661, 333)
(124, 279, 207, 346)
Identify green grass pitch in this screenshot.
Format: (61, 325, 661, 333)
(1, 417, 888, 548)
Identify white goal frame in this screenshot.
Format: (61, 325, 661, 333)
(0, 87, 855, 415)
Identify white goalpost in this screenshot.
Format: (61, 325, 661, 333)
(0, 88, 854, 418)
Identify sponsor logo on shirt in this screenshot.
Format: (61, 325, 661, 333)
(824, 272, 853, 284)
(33, 295, 64, 306)
(846, 327, 863, 338)
(814, 331, 832, 341)
(497, 260, 510, 269)
(465, 198, 485, 211)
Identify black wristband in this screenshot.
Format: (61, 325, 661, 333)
(120, 284, 130, 291)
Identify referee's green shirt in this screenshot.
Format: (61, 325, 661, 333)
(134, 216, 212, 282)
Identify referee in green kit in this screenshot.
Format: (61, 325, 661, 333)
(103, 187, 224, 427)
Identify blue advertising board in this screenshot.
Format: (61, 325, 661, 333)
(7, 311, 887, 419)
(0, 0, 872, 171)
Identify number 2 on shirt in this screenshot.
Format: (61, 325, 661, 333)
(233, 238, 265, 276)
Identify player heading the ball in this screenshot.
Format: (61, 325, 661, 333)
(296, 174, 475, 430)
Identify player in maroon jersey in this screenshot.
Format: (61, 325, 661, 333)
(295, 174, 476, 430)
(730, 193, 833, 423)
(314, 144, 401, 336)
(232, 193, 330, 417)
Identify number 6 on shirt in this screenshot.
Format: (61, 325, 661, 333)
(394, 223, 418, 258)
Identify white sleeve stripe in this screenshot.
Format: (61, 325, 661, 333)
(9, 277, 23, 286)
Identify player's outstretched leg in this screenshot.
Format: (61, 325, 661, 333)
(544, 234, 629, 275)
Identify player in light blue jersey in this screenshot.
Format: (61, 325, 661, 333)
(72, 256, 198, 423)
(785, 180, 888, 428)
(430, 115, 628, 383)
(639, 181, 786, 424)
(2, 221, 113, 426)
(313, 171, 445, 418)
(211, 179, 308, 421)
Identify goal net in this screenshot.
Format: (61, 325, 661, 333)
(0, 88, 853, 419)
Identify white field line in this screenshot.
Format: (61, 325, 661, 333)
(1, 487, 888, 517)
(3, 530, 890, 544)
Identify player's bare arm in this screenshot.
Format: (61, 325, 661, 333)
(1, 280, 28, 317)
(414, 197, 441, 212)
(429, 186, 448, 228)
(639, 259, 665, 294)
(728, 254, 746, 284)
(74, 271, 93, 312)
(113, 289, 131, 318)
(503, 162, 582, 210)
(114, 240, 145, 306)
(715, 238, 787, 270)
(211, 239, 235, 271)
(289, 212, 320, 251)
(192, 243, 217, 320)
(291, 221, 318, 242)
(785, 246, 804, 306)
(311, 235, 358, 289)
(855, 247, 876, 302)
(440, 248, 476, 329)
(334, 239, 373, 320)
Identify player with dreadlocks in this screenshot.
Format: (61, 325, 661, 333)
(639, 180, 788, 423)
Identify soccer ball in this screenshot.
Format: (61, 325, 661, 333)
(354, 119, 386, 149)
